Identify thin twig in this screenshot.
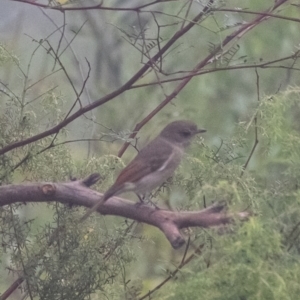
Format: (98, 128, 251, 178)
(241, 68, 260, 177)
(0, 2, 214, 156)
(52, 11, 66, 71)
(138, 240, 204, 300)
(131, 55, 300, 89)
(212, 8, 300, 24)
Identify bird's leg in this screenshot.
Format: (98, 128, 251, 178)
(133, 194, 146, 208)
(144, 193, 160, 209)
(135, 193, 160, 209)
(137, 194, 145, 203)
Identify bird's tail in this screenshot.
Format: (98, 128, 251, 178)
(79, 184, 122, 223)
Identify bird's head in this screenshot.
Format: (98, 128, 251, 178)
(160, 120, 206, 147)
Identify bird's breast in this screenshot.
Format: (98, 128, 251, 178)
(134, 146, 184, 194)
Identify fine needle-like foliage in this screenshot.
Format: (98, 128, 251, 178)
(167, 89, 300, 300)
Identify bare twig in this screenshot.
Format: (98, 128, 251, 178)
(117, 0, 290, 157)
(138, 240, 205, 300)
(52, 11, 66, 70)
(10, 0, 174, 12)
(130, 58, 300, 89)
(0, 1, 214, 156)
(241, 68, 260, 176)
(212, 8, 300, 24)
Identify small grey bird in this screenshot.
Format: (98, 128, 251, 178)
(81, 120, 206, 221)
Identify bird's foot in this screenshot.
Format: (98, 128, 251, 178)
(136, 194, 160, 209)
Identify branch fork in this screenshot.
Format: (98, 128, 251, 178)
(0, 173, 249, 249)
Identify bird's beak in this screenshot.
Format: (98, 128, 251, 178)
(196, 128, 206, 134)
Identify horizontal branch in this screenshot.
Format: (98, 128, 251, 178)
(131, 53, 300, 89)
(0, 173, 249, 249)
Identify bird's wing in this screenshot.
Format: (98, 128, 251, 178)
(114, 137, 174, 186)
(79, 138, 175, 222)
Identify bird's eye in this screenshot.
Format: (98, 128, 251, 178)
(181, 131, 191, 137)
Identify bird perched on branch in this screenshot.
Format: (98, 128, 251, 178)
(81, 120, 206, 221)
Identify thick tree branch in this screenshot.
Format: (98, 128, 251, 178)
(0, 173, 248, 249)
